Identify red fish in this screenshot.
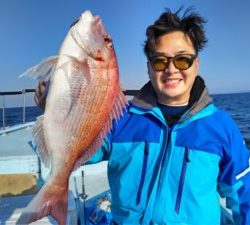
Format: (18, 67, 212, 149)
(17, 10, 127, 225)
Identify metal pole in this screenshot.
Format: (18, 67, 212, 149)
(81, 170, 88, 199)
(2, 95, 5, 128)
(22, 89, 26, 124)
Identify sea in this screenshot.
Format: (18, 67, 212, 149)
(0, 92, 250, 148)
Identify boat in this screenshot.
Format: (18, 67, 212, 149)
(0, 89, 233, 225)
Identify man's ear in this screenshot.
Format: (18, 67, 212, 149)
(195, 56, 200, 67)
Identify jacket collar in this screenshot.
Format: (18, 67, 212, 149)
(130, 81, 158, 109)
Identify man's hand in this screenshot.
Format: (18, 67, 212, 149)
(34, 80, 49, 109)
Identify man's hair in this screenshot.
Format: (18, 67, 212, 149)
(144, 7, 207, 58)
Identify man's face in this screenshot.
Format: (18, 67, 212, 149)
(148, 31, 199, 105)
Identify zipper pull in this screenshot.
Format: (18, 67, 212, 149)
(185, 148, 191, 162)
(175, 147, 191, 214)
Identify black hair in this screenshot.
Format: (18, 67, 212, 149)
(144, 7, 207, 58)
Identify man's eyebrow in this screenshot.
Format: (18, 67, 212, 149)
(151, 50, 193, 57)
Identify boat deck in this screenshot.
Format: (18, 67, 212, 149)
(0, 122, 35, 155)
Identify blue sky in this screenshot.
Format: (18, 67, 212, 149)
(0, 0, 250, 106)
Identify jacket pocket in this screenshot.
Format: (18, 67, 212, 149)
(136, 141, 150, 205)
(175, 147, 190, 213)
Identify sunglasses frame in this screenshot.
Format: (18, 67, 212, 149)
(149, 53, 197, 71)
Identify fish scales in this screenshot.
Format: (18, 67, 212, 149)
(66, 86, 112, 159)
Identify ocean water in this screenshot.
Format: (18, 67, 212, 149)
(0, 106, 43, 127)
(0, 92, 249, 148)
(212, 92, 250, 148)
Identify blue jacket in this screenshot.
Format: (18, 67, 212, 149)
(89, 82, 250, 225)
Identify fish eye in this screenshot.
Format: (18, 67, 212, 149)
(104, 35, 113, 48)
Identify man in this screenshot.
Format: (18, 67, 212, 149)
(35, 8, 250, 225)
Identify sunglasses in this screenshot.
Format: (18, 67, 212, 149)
(149, 54, 197, 71)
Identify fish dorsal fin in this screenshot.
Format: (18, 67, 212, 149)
(19, 56, 59, 81)
(33, 115, 51, 168)
(73, 85, 128, 169)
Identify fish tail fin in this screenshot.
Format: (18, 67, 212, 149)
(19, 56, 59, 81)
(16, 181, 68, 225)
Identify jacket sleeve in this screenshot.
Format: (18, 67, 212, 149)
(217, 117, 250, 225)
(86, 132, 112, 164)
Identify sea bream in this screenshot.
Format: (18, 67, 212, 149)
(17, 10, 127, 225)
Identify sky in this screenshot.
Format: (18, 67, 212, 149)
(0, 0, 250, 107)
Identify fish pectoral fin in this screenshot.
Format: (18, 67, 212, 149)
(110, 84, 128, 121)
(33, 115, 51, 168)
(16, 182, 68, 225)
(19, 56, 59, 81)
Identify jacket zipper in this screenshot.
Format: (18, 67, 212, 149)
(175, 147, 190, 213)
(136, 141, 150, 205)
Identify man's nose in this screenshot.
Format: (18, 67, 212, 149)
(166, 59, 178, 74)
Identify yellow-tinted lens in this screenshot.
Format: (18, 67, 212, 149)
(151, 58, 168, 71)
(174, 55, 194, 70)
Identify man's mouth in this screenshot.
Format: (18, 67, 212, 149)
(162, 78, 182, 86)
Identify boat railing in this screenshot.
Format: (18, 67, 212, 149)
(0, 89, 36, 129)
(0, 89, 140, 129)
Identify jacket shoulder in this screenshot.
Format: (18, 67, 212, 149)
(110, 102, 162, 143)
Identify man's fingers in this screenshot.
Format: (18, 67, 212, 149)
(34, 80, 49, 109)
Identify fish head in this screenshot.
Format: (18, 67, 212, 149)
(71, 10, 116, 67)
